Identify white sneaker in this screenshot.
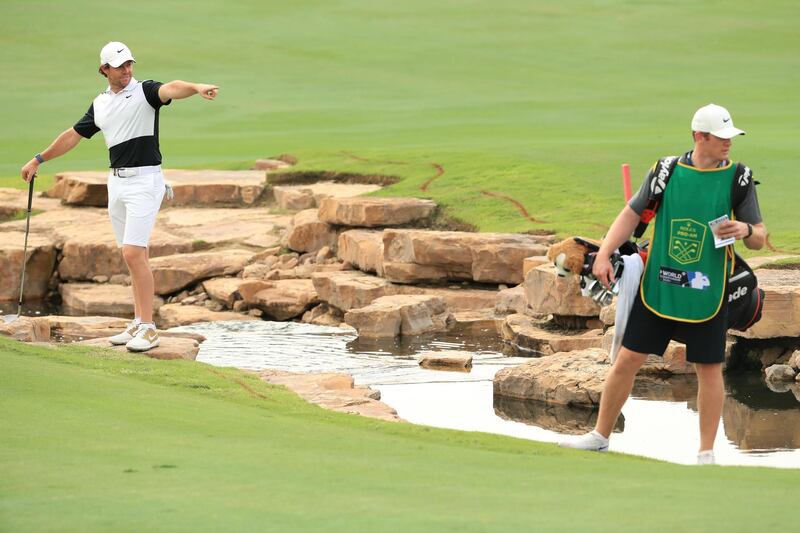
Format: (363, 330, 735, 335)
(125, 323, 160, 352)
(697, 450, 715, 465)
(109, 318, 141, 345)
(559, 430, 610, 452)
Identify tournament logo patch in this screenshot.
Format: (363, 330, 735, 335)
(669, 218, 706, 265)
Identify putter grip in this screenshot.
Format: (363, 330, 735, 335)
(27, 176, 35, 211)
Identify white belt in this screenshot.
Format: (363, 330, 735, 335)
(111, 165, 161, 178)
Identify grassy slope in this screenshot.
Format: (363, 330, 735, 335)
(0, 336, 794, 531)
(1, 1, 798, 249)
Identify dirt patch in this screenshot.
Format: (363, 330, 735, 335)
(765, 234, 795, 255)
(267, 171, 401, 187)
(272, 153, 298, 165)
(419, 163, 445, 192)
(480, 191, 548, 224)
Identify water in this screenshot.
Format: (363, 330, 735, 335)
(172, 320, 800, 468)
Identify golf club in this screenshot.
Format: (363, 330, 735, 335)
(2, 175, 35, 324)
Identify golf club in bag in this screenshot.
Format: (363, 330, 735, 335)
(2, 176, 35, 324)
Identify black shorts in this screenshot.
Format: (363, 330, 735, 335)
(621, 291, 728, 364)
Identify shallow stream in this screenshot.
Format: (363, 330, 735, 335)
(171, 320, 800, 469)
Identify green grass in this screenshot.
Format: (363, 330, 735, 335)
(1, 1, 798, 252)
(0, 336, 795, 531)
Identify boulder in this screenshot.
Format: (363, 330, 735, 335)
(239, 279, 319, 320)
(418, 351, 473, 369)
(525, 264, 601, 317)
(789, 350, 800, 370)
(272, 186, 316, 210)
(0, 316, 50, 342)
(202, 277, 248, 308)
(47, 172, 108, 206)
(259, 369, 401, 422)
(500, 314, 604, 356)
(78, 335, 200, 360)
(601, 327, 695, 375)
(282, 209, 338, 253)
(0, 232, 57, 301)
(301, 303, 344, 326)
(450, 309, 503, 336)
(344, 295, 453, 338)
(599, 301, 617, 326)
(59, 283, 164, 317)
(312, 270, 398, 311)
(495, 285, 527, 315)
(729, 269, 800, 339)
(382, 230, 552, 285)
(493, 348, 610, 407)
(522, 255, 549, 278)
(318, 197, 436, 227)
(764, 364, 796, 382)
(337, 229, 385, 275)
(47, 315, 130, 342)
(150, 250, 254, 295)
(157, 303, 259, 328)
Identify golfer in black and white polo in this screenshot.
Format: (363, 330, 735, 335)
(21, 41, 218, 352)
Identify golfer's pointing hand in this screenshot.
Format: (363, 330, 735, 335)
(197, 84, 219, 100)
(592, 253, 615, 289)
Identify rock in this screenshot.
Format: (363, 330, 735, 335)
(273, 186, 316, 210)
(723, 394, 800, 450)
(301, 303, 344, 326)
(109, 274, 130, 285)
(202, 278, 248, 308)
(382, 230, 552, 285)
(0, 317, 50, 342)
(78, 336, 200, 360)
(500, 314, 604, 356)
(239, 279, 319, 320)
(92, 275, 109, 284)
(449, 309, 503, 336)
(344, 294, 452, 338)
(495, 285, 527, 315)
(599, 301, 617, 326)
(523, 255, 549, 278)
(150, 250, 254, 295)
(789, 350, 800, 370)
(312, 270, 397, 311)
(601, 327, 695, 375)
(59, 283, 163, 317)
(0, 232, 57, 301)
(418, 351, 473, 369)
(204, 300, 225, 312)
(282, 209, 338, 253)
(156, 208, 287, 249)
(493, 348, 610, 407)
(765, 364, 797, 382)
(253, 159, 291, 171)
(47, 315, 130, 342)
(0, 187, 63, 213)
(729, 269, 800, 339)
(494, 395, 623, 435)
(259, 369, 401, 422)
(337, 229, 385, 276)
(157, 303, 259, 328)
(525, 264, 601, 317)
(317, 197, 436, 227)
(47, 172, 108, 206)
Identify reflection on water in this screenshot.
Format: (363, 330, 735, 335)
(173, 320, 800, 467)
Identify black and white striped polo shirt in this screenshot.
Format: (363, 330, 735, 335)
(73, 78, 171, 168)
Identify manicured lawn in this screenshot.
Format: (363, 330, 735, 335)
(2, 1, 798, 251)
(0, 336, 794, 531)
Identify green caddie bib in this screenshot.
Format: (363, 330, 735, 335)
(640, 161, 735, 322)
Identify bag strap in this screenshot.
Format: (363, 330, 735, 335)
(633, 156, 679, 239)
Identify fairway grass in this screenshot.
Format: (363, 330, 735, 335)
(0, 337, 794, 531)
(2, 1, 799, 252)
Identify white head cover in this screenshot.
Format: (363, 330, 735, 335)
(691, 103, 745, 139)
(100, 41, 135, 67)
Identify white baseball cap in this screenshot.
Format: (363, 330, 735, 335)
(99, 41, 135, 67)
(691, 103, 745, 139)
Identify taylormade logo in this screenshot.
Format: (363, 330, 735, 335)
(729, 285, 748, 302)
(650, 156, 677, 195)
(739, 166, 752, 186)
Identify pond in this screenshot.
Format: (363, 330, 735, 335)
(172, 320, 800, 469)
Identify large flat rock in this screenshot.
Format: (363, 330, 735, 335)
(150, 249, 254, 295)
(382, 229, 552, 284)
(493, 348, 610, 407)
(318, 197, 436, 227)
(47, 315, 130, 342)
(157, 303, 259, 328)
(282, 209, 338, 253)
(344, 295, 452, 338)
(0, 316, 51, 342)
(524, 264, 601, 317)
(156, 208, 289, 249)
(78, 335, 200, 360)
(59, 283, 164, 317)
(500, 314, 604, 356)
(730, 269, 800, 339)
(0, 188, 63, 213)
(238, 279, 319, 320)
(48, 169, 268, 207)
(202, 277, 250, 308)
(337, 229, 385, 276)
(0, 232, 57, 301)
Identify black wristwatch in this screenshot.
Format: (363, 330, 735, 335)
(745, 223, 753, 239)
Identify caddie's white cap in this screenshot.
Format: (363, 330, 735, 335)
(99, 41, 135, 68)
(691, 103, 745, 139)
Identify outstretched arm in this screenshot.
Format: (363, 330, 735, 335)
(158, 81, 219, 103)
(20, 128, 83, 182)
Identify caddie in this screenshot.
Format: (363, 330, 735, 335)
(20, 42, 219, 352)
(561, 104, 766, 465)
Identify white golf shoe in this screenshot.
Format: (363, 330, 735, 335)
(125, 323, 160, 352)
(697, 450, 715, 465)
(559, 430, 610, 452)
(109, 318, 141, 346)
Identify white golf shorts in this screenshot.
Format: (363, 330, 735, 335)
(107, 168, 165, 247)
